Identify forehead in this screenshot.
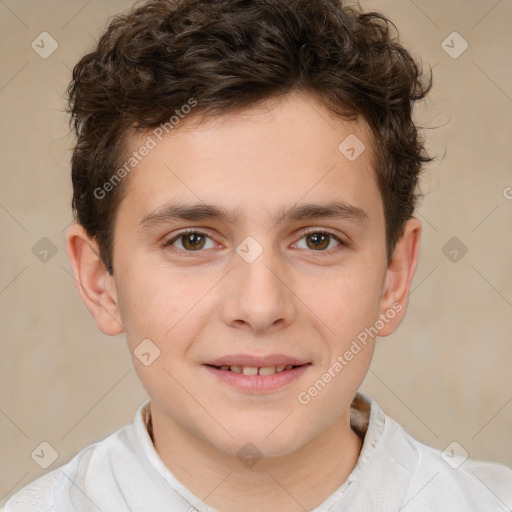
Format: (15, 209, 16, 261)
(119, 91, 381, 225)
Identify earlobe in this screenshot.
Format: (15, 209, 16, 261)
(378, 217, 422, 337)
(65, 223, 124, 336)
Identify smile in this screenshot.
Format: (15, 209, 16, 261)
(202, 361, 311, 394)
(206, 364, 299, 375)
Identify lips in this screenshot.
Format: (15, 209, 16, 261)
(203, 356, 311, 393)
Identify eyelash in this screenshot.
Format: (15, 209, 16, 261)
(163, 228, 347, 256)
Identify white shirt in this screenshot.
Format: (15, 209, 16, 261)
(3, 392, 512, 511)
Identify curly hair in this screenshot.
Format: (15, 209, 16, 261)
(67, 0, 432, 274)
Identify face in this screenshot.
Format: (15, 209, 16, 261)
(69, 91, 418, 459)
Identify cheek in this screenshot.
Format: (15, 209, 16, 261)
(115, 269, 195, 402)
(294, 272, 381, 433)
(116, 250, 189, 315)
(115, 265, 186, 345)
(306, 263, 384, 334)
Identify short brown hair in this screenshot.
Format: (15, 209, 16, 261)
(67, 0, 432, 274)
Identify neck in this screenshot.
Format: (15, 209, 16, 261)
(150, 407, 363, 512)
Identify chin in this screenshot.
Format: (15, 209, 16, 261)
(208, 423, 309, 461)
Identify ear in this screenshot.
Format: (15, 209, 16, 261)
(65, 223, 124, 336)
(377, 217, 422, 336)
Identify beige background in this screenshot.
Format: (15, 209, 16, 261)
(1, 0, 511, 505)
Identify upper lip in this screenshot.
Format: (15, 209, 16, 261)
(204, 354, 310, 367)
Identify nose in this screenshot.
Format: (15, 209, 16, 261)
(219, 243, 296, 334)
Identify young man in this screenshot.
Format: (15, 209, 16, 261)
(4, 0, 512, 510)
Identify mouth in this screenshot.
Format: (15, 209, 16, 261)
(202, 355, 312, 393)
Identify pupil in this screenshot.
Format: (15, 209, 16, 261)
(308, 233, 328, 250)
(185, 233, 204, 250)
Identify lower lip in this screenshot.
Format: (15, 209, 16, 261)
(203, 364, 310, 394)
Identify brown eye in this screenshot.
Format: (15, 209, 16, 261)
(181, 232, 206, 251)
(165, 231, 215, 252)
(295, 230, 344, 252)
(305, 232, 330, 250)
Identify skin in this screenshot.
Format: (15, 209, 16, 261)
(66, 90, 421, 512)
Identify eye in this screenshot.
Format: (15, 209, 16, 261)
(164, 230, 216, 253)
(294, 229, 345, 252)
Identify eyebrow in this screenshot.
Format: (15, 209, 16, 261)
(139, 200, 369, 231)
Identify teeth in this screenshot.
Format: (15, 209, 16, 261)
(218, 364, 297, 375)
(242, 366, 259, 376)
(258, 366, 277, 376)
